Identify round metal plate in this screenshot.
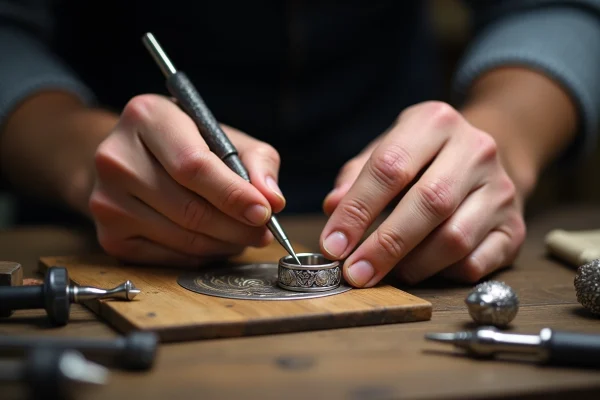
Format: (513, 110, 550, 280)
(177, 263, 352, 300)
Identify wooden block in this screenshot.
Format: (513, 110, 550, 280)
(0, 261, 22, 317)
(38, 243, 432, 342)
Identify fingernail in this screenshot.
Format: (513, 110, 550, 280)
(323, 231, 348, 258)
(244, 204, 269, 225)
(346, 260, 375, 287)
(266, 176, 285, 202)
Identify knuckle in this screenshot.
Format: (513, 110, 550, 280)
(220, 181, 246, 210)
(93, 141, 128, 181)
(182, 197, 212, 231)
(510, 215, 527, 245)
(339, 197, 374, 229)
(88, 190, 119, 221)
(93, 140, 116, 171)
(172, 149, 212, 185)
(415, 178, 456, 219)
(424, 101, 461, 129)
(444, 223, 474, 256)
(497, 175, 517, 206)
(472, 130, 499, 163)
(121, 94, 158, 124)
(368, 146, 412, 189)
(255, 143, 281, 166)
(374, 229, 406, 260)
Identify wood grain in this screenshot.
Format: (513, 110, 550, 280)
(37, 242, 432, 342)
(3, 206, 600, 399)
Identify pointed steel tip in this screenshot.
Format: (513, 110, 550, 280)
(124, 281, 141, 300)
(424, 332, 457, 343)
(291, 253, 302, 265)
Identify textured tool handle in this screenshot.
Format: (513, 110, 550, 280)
(546, 330, 600, 368)
(166, 71, 250, 182)
(0, 286, 43, 311)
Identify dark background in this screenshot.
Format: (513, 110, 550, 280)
(0, 0, 597, 227)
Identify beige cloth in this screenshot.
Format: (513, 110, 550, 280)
(545, 229, 600, 267)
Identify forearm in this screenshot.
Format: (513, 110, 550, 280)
(460, 67, 578, 200)
(0, 91, 118, 216)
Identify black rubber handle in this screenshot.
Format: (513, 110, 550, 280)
(0, 286, 44, 311)
(545, 330, 600, 368)
(166, 71, 250, 182)
(0, 331, 158, 371)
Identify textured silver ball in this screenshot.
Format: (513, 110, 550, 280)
(574, 259, 600, 315)
(465, 280, 519, 327)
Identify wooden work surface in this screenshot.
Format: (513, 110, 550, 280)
(36, 246, 431, 342)
(2, 205, 600, 399)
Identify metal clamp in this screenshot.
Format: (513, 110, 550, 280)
(277, 253, 341, 292)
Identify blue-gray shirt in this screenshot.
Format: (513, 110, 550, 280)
(1, 0, 600, 220)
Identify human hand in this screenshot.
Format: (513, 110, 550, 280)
(89, 94, 285, 266)
(320, 101, 526, 287)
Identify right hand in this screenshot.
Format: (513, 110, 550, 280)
(89, 94, 285, 266)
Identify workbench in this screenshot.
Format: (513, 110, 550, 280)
(1, 205, 600, 399)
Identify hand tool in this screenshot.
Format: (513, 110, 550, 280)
(0, 266, 140, 326)
(0, 330, 158, 371)
(0, 347, 108, 400)
(141, 31, 302, 266)
(0, 261, 22, 317)
(425, 326, 600, 369)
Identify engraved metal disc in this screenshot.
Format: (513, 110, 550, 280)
(177, 263, 351, 300)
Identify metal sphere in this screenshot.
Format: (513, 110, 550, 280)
(465, 280, 519, 327)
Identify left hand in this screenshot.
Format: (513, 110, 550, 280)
(320, 101, 526, 287)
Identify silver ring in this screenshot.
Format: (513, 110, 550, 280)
(277, 253, 342, 292)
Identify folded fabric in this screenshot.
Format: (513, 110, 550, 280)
(545, 229, 600, 267)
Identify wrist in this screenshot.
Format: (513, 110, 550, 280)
(56, 108, 119, 216)
(1, 92, 119, 217)
(458, 67, 578, 201)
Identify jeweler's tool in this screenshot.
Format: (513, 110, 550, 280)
(0, 347, 108, 400)
(0, 266, 140, 326)
(425, 326, 600, 369)
(0, 331, 158, 371)
(141, 32, 301, 265)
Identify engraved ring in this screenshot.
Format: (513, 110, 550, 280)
(277, 253, 342, 292)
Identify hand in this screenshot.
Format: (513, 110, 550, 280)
(89, 94, 285, 266)
(320, 101, 526, 287)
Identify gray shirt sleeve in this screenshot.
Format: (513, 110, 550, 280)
(0, 0, 95, 130)
(455, 0, 600, 161)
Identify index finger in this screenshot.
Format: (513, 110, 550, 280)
(319, 106, 452, 261)
(121, 94, 272, 226)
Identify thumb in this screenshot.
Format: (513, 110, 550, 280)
(224, 125, 286, 214)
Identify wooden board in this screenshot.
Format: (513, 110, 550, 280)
(38, 242, 432, 342)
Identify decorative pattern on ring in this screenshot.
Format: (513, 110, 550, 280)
(278, 266, 341, 288)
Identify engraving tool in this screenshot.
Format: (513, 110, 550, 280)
(425, 326, 600, 369)
(142, 32, 302, 266)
